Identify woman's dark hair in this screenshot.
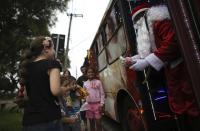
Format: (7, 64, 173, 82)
(63, 69, 71, 76)
(18, 36, 51, 86)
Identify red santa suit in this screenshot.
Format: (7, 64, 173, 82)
(129, 5, 199, 117)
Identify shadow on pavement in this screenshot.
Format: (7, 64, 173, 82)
(102, 116, 122, 131)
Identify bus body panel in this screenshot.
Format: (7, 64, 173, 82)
(99, 59, 128, 121)
(99, 57, 141, 121)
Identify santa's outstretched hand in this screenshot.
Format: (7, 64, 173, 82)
(129, 58, 149, 71)
(120, 53, 164, 71)
(120, 55, 140, 66)
(128, 53, 165, 71)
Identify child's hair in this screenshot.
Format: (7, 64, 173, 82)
(18, 36, 53, 86)
(61, 75, 76, 87)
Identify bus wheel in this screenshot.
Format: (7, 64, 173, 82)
(122, 97, 146, 131)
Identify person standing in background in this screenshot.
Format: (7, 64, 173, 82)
(77, 65, 88, 131)
(77, 66, 88, 87)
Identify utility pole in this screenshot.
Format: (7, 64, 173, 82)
(55, 34, 60, 58)
(64, 13, 83, 70)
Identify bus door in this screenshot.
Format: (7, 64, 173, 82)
(121, 0, 180, 131)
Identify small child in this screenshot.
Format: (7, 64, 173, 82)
(82, 66, 105, 131)
(60, 75, 85, 131)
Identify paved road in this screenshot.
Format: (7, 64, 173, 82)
(81, 116, 122, 131)
(102, 116, 122, 131)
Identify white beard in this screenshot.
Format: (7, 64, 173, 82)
(134, 17, 152, 58)
(134, 5, 170, 58)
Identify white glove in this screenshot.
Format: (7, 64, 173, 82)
(120, 55, 140, 66)
(129, 59, 149, 71)
(131, 54, 140, 61)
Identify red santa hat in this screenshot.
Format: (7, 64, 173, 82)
(131, 3, 150, 21)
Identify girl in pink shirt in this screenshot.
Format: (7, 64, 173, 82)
(83, 67, 105, 131)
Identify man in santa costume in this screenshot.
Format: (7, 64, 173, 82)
(122, 2, 200, 131)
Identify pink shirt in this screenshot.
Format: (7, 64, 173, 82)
(83, 79, 105, 106)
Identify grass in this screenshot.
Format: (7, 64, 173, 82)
(0, 109, 22, 131)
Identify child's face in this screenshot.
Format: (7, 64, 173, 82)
(63, 71, 70, 78)
(87, 69, 95, 79)
(71, 80, 76, 86)
(69, 79, 77, 91)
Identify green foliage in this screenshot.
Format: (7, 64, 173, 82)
(0, 77, 13, 96)
(0, 110, 22, 131)
(0, 0, 69, 95)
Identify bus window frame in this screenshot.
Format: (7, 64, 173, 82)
(96, 32, 105, 53)
(97, 49, 107, 72)
(99, 1, 127, 65)
(104, 2, 123, 44)
(95, 0, 129, 71)
(93, 41, 99, 57)
(94, 28, 108, 72)
(106, 24, 128, 64)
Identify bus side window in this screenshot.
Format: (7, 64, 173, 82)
(94, 42, 99, 57)
(105, 4, 122, 42)
(98, 50, 107, 71)
(105, 17, 115, 41)
(97, 34, 104, 53)
(106, 26, 127, 63)
(96, 32, 107, 71)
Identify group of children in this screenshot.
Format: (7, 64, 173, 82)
(16, 65, 105, 131)
(16, 36, 105, 131)
(60, 67, 105, 131)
